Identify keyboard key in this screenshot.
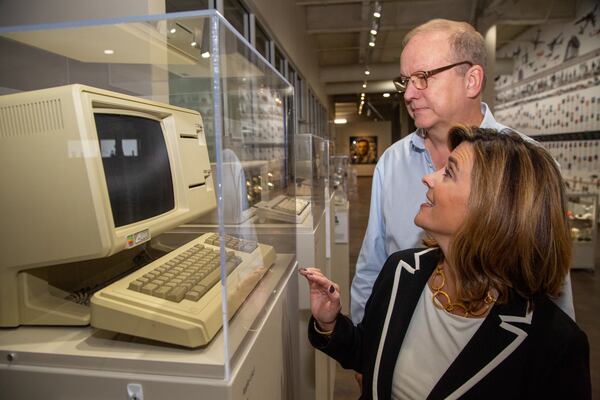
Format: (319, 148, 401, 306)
(128, 280, 144, 291)
(141, 283, 159, 295)
(166, 286, 187, 302)
(154, 286, 172, 299)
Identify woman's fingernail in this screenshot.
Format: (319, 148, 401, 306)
(329, 285, 335, 293)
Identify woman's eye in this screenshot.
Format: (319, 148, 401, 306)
(443, 167, 451, 177)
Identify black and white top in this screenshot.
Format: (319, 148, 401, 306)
(309, 248, 591, 399)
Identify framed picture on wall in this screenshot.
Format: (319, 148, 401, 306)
(350, 136, 377, 164)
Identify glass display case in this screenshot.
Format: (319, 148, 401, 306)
(567, 193, 598, 270)
(0, 11, 298, 399)
(293, 133, 327, 216)
(331, 155, 350, 207)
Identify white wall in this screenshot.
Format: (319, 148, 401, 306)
(335, 121, 391, 177)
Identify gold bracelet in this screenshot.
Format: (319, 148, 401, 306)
(313, 320, 334, 336)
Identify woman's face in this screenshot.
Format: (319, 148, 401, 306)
(414, 142, 474, 242)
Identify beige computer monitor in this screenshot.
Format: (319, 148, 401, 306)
(0, 84, 216, 327)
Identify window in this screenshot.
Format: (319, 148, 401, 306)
(274, 45, 286, 76)
(165, 0, 209, 12)
(254, 21, 270, 60)
(223, 0, 249, 38)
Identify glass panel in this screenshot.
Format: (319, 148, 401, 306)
(0, 11, 297, 397)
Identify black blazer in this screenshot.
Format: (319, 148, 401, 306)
(309, 248, 591, 399)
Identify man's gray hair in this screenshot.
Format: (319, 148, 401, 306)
(403, 19, 487, 76)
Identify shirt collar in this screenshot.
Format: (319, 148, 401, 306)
(409, 102, 492, 153)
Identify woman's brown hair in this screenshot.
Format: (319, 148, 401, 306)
(442, 126, 571, 308)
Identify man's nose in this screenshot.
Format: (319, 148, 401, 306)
(403, 79, 420, 101)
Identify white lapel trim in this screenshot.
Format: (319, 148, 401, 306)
(371, 248, 436, 399)
(445, 309, 533, 400)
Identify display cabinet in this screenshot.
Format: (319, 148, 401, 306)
(567, 193, 598, 270)
(331, 155, 350, 207)
(0, 11, 298, 400)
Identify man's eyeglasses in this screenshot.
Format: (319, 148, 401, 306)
(393, 61, 473, 93)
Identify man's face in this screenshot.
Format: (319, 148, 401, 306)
(356, 141, 368, 156)
(400, 31, 469, 134)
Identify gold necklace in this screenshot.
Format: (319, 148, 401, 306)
(430, 264, 496, 318)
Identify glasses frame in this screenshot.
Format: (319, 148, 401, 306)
(393, 61, 473, 93)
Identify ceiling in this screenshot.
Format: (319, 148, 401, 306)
(296, 0, 577, 121)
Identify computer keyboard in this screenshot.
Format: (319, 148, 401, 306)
(254, 195, 311, 223)
(90, 232, 276, 348)
(273, 196, 310, 215)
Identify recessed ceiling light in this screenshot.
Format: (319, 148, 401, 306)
(103, 49, 114, 55)
(362, 83, 367, 88)
(191, 41, 197, 47)
(373, 11, 381, 18)
(368, 41, 375, 47)
(170, 28, 177, 34)
(370, 29, 377, 35)
(201, 51, 210, 58)
(383, 93, 390, 97)
(364, 70, 371, 75)
(334, 118, 347, 124)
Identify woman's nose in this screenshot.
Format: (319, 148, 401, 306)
(422, 173, 434, 188)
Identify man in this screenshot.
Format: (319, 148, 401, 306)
(352, 138, 376, 164)
(351, 18, 575, 324)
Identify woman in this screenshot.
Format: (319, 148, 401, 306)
(300, 126, 590, 399)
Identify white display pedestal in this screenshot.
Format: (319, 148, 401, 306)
(331, 200, 350, 313)
(0, 256, 298, 400)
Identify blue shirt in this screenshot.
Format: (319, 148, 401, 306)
(350, 103, 574, 323)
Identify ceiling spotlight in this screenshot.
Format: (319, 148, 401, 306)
(191, 40, 198, 47)
(334, 118, 347, 124)
(370, 29, 378, 35)
(383, 93, 390, 98)
(170, 28, 177, 34)
(201, 51, 211, 58)
(368, 41, 375, 47)
(373, 1, 382, 18)
(364, 69, 371, 76)
(362, 82, 367, 88)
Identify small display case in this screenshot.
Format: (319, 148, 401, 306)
(331, 155, 350, 206)
(567, 193, 597, 270)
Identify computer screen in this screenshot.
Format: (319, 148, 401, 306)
(95, 113, 175, 227)
(0, 84, 216, 327)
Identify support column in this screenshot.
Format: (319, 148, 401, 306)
(483, 25, 496, 112)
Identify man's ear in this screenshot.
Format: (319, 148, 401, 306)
(465, 64, 484, 98)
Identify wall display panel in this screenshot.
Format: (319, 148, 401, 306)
(495, 1, 600, 200)
(0, 11, 297, 399)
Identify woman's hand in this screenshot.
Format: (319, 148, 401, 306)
(299, 267, 341, 331)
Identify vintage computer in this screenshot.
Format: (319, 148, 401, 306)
(0, 84, 275, 347)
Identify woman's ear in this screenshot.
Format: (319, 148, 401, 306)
(465, 64, 484, 98)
